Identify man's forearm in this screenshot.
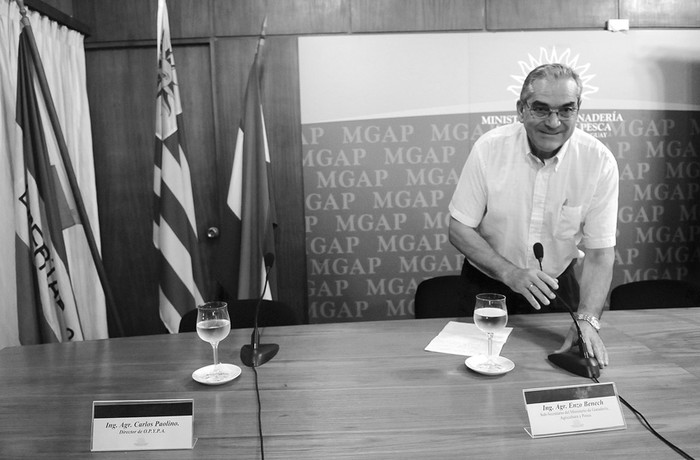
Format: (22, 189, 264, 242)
(577, 247, 615, 318)
(448, 218, 515, 283)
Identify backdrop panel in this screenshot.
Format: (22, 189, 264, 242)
(299, 30, 700, 323)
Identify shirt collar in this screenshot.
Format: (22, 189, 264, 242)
(518, 124, 571, 171)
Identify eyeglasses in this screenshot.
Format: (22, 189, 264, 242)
(525, 103, 579, 120)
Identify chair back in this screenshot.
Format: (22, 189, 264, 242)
(414, 275, 471, 319)
(609, 280, 700, 310)
(178, 299, 299, 333)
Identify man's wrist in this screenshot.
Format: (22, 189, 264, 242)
(575, 313, 601, 331)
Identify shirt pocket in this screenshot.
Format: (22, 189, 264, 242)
(554, 205, 582, 240)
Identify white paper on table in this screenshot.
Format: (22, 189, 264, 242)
(424, 321, 512, 357)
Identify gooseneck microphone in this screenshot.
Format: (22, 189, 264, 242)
(533, 243, 600, 379)
(533, 242, 544, 266)
(240, 252, 279, 367)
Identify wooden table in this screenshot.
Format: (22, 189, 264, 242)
(1, 309, 699, 459)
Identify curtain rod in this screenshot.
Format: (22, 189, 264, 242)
(22, 0, 91, 36)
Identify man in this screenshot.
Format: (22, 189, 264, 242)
(448, 63, 618, 368)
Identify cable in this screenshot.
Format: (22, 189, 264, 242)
(535, 243, 693, 458)
(252, 365, 266, 460)
(591, 377, 695, 460)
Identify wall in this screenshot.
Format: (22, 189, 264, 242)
(30, 0, 700, 335)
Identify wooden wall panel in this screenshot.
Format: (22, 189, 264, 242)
(88, 47, 162, 336)
(76, 0, 213, 43)
(171, 44, 219, 302)
(41, 0, 74, 14)
(88, 43, 219, 336)
(351, 0, 485, 32)
(212, 37, 308, 321)
(214, 0, 350, 36)
(260, 37, 308, 321)
(621, 0, 700, 27)
(487, 0, 617, 30)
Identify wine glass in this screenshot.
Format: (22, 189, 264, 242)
(473, 293, 508, 372)
(195, 301, 232, 383)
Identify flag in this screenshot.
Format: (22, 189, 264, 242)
(217, 33, 278, 301)
(14, 26, 108, 344)
(153, 0, 205, 333)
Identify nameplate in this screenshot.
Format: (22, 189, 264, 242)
(91, 399, 195, 451)
(523, 382, 626, 438)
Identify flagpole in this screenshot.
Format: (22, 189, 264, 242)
(15, 0, 125, 337)
(256, 16, 267, 56)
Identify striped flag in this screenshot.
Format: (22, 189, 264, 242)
(153, 0, 205, 332)
(14, 26, 107, 344)
(217, 33, 278, 301)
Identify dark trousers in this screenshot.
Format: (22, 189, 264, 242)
(460, 260, 580, 315)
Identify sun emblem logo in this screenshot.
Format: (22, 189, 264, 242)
(507, 47, 598, 100)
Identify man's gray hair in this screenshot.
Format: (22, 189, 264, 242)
(519, 63, 583, 103)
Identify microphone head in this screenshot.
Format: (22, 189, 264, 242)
(264, 252, 275, 268)
(533, 242, 544, 260)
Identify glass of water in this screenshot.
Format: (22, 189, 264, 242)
(473, 293, 508, 372)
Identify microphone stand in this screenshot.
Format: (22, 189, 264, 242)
(534, 244, 600, 379)
(240, 254, 279, 367)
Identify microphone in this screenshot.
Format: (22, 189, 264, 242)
(533, 242, 544, 264)
(533, 243, 600, 379)
(240, 252, 279, 367)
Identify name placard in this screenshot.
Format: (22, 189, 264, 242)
(523, 382, 626, 438)
(91, 399, 195, 452)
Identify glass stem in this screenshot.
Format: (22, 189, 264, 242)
(212, 342, 219, 366)
(487, 332, 493, 361)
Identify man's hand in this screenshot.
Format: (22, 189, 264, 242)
(557, 246, 613, 368)
(502, 267, 558, 310)
(449, 218, 561, 310)
(555, 321, 609, 368)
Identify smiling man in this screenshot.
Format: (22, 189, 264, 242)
(448, 63, 619, 368)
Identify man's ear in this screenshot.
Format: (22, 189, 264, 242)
(516, 100, 525, 123)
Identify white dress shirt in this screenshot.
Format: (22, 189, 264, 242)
(449, 123, 619, 278)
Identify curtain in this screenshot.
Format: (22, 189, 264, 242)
(0, 1, 107, 348)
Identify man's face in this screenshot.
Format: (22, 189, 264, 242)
(517, 77, 579, 159)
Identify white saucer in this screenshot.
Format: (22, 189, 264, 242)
(192, 363, 241, 385)
(465, 355, 515, 376)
